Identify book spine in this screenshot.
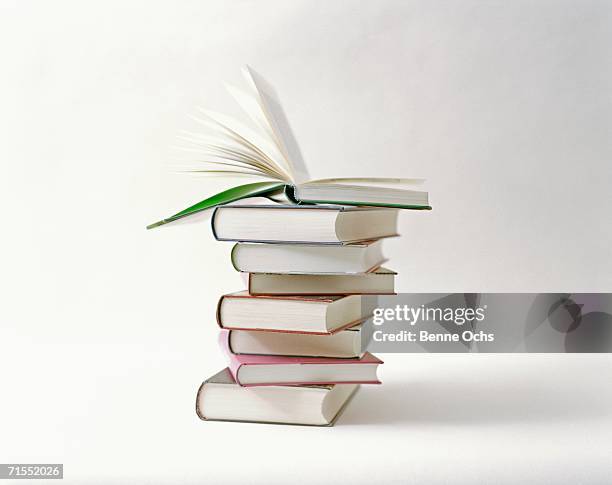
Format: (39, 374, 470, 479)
(210, 207, 222, 241)
(247, 273, 253, 294)
(195, 381, 208, 421)
(196, 370, 229, 421)
(216, 295, 226, 329)
(226, 354, 243, 385)
(218, 329, 234, 354)
(283, 184, 299, 204)
(219, 327, 244, 383)
(230, 244, 240, 272)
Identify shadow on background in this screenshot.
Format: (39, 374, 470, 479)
(340, 357, 612, 426)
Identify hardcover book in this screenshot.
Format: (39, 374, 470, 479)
(196, 368, 359, 426)
(212, 203, 398, 244)
(224, 352, 383, 387)
(217, 292, 369, 334)
(222, 326, 365, 358)
(247, 267, 396, 295)
(231, 239, 386, 274)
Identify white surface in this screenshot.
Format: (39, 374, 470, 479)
(2, 345, 611, 484)
(1, 0, 611, 483)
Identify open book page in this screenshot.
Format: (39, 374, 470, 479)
(242, 66, 311, 184)
(225, 84, 281, 160)
(179, 66, 426, 191)
(195, 109, 291, 181)
(174, 134, 280, 179)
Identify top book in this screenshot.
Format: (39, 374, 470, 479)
(147, 66, 430, 229)
(212, 203, 398, 243)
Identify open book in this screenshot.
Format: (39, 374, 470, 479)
(147, 66, 430, 229)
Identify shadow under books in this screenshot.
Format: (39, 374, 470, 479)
(340, 367, 611, 426)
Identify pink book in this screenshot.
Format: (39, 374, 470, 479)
(219, 330, 383, 386)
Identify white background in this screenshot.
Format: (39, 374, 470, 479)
(1, 0, 611, 483)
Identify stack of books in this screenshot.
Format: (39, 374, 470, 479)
(195, 202, 401, 426)
(146, 66, 430, 425)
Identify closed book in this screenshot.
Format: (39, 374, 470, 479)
(222, 325, 364, 358)
(196, 368, 359, 426)
(217, 292, 369, 334)
(224, 351, 382, 387)
(212, 204, 398, 244)
(231, 239, 386, 274)
(247, 267, 396, 295)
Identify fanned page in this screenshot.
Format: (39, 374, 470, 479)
(242, 66, 311, 184)
(181, 67, 429, 190)
(191, 109, 291, 181)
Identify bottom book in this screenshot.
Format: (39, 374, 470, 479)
(196, 368, 359, 426)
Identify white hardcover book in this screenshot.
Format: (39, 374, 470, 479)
(196, 368, 358, 426)
(231, 240, 386, 274)
(212, 203, 398, 244)
(225, 325, 364, 358)
(247, 267, 396, 295)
